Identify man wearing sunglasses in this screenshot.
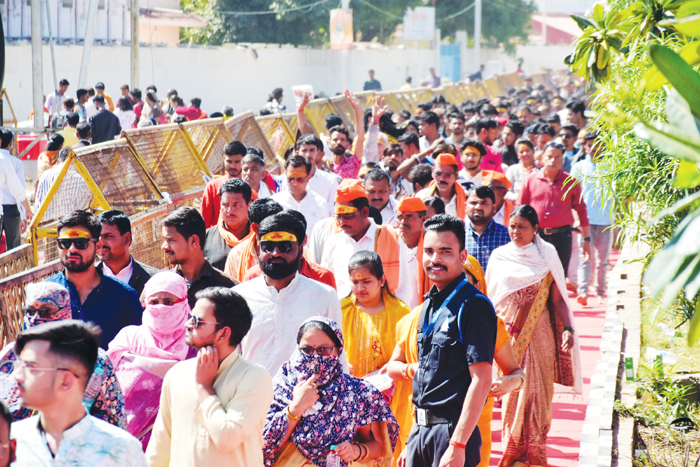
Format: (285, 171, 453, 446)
(11, 320, 147, 466)
(147, 287, 272, 466)
(560, 124, 583, 173)
(46, 210, 143, 347)
(518, 140, 591, 277)
(234, 212, 343, 376)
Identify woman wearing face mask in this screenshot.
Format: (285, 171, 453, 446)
(263, 317, 399, 467)
(107, 271, 196, 450)
(0, 282, 126, 428)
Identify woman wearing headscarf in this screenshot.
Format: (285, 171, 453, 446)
(263, 317, 399, 467)
(0, 282, 126, 428)
(485, 204, 582, 467)
(385, 256, 524, 466)
(107, 271, 195, 450)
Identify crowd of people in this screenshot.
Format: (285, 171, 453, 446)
(0, 71, 617, 467)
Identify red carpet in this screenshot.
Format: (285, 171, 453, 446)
(489, 251, 620, 466)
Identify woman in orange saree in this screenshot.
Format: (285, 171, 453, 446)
(486, 205, 582, 467)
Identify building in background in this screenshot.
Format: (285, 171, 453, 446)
(1, 0, 205, 45)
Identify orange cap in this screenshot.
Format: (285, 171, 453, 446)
(434, 153, 459, 167)
(481, 170, 513, 190)
(335, 178, 367, 204)
(396, 196, 427, 213)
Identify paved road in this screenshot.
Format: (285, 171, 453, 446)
(489, 251, 619, 466)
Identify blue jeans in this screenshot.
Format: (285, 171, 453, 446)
(577, 224, 612, 297)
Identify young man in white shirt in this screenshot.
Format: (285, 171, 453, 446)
(0, 129, 29, 250)
(458, 139, 487, 186)
(272, 155, 330, 236)
(294, 134, 341, 206)
(12, 320, 146, 467)
(233, 212, 342, 376)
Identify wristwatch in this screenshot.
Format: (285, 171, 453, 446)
(583, 237, 591, 242)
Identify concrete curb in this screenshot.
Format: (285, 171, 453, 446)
(579, 242, 646, 467)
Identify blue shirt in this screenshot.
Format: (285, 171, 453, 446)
(13, 413, 147, 467)
(465, 219, 511, 271)
(45, 270, 142, 347)
(571, 156, 613, 225)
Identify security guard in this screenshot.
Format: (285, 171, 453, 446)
(400, 214, 497, 467)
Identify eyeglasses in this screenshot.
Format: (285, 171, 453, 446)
(434, 171, 456, 179)
(146, 296, 187, 306)
(187, 313, 220, 328)
(559, 133, 573, 139)
(23, 306, 57, 319)
(334, 212, 358, 221)
(57, 238, 97, 250)
(260, 241, 294, 254)
(546, 142, 565, 150)
(286, 176, 307, 184)
(13, 359, 80, 378)
(299, 346, 336, 357)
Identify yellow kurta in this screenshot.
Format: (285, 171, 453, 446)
(342, 291, 411, 378)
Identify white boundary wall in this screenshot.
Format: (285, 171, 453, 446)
(5, 43, 574, 121)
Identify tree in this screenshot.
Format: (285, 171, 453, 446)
(435, 0, 537, 53)
(181, 0, 537, 50)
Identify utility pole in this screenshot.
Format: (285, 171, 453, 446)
(542, 0, 547, 45)
(474, 0, 481, 76)
(78, 0, 99, 88)
(31, 0, 43, 129)
(131, 0, 139, 90)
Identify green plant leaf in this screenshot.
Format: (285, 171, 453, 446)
(642, 42, 700, 92)
(571, 14, 595, 31)
(688, 299, 700, 346)
(677, 0, 700, 18)
(673, 158, 700, 188)
(654, 189, 700, 221)
(649, 44, 700, 116)
(593, 3, 605, 26)
(666, 88, 700, 138)
(634, 122, 700, 162)
(673, 15, 700, 38)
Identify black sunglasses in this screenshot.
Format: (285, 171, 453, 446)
(23, 306, 56, 319)
(57, 238, 96, 250)
(187, 313, 220, 328)
(299, 346, 336, 357)
(260, 241, 294, 254)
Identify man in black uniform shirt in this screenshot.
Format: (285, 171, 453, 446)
(400, 214, 497, 467)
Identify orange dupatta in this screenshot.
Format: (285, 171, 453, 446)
(374, 225, 401, 294)
(218, 222, 255, 248)
(420, 181, 467, 219)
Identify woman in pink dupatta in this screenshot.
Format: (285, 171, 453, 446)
(107, 271, 196, 450)
(485, 205, 582, 467)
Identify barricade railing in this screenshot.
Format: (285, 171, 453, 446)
(0, 259, 63, 347)
(9, 70, 553, 320)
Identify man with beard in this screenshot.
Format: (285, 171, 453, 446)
(328, 90, 365, 180)
(416, 153, 468, 219)
(464, 185, 510, 271)
(382, 144, 413, 199)
(498, 121, 524, 166)
(445, 112, 467, 149)
(203, 179, 255, 270)
(363, 167, 399, 226)
(161, 207, 235, 309)
(46, 210, 142, 347)
(95, 210, 159, 296)
(399, 215, 496, 467)
(146, 287, 273, 466)
(201, 141, 247, 228)
(395, 197, 429, 309)
(233, 212, 343, 376)
(457, 139, 487, 186)
(475, 117, 504, 173)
